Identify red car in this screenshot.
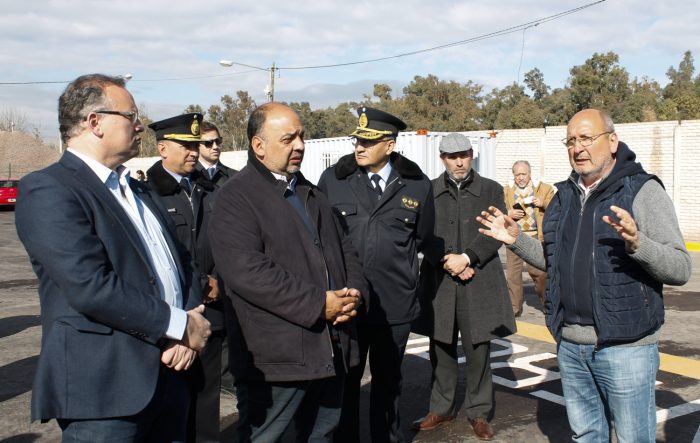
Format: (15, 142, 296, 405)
(0, 179, 19, 207)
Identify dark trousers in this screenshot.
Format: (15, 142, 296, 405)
(187, 329, 224, 442)
(335, 322, 412, 443)
(235, 344, 345, 443)
(428, 314, 493, 420)
(58, 368, 189, 443)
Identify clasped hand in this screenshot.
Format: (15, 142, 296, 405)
(442, 253, 475, 281)
(325, 287, 361, 325)
(160, 304, 211, 371)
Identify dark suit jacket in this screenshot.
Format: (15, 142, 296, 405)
(195, 161, 236, 187)
(209, 153, 367, 382)
(15, 151, 201, 421)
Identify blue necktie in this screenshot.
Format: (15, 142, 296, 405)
(371, 175, 383, 199)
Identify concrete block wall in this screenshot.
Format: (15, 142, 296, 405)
(457, 120, 698, 241)
(124, 119, 700, 241)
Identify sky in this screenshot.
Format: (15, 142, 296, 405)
(1, 0, 699, 142)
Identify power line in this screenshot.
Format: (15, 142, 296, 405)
(0, 0, 605, 85)
(276, 0, 605, 70)
(0, 69, 261, 85)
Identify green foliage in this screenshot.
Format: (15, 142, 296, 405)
(175, 51, 700, 145)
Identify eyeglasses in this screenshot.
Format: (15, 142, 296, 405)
(94, 110, 140, 125)
(200, 138, 222, 148)
(562, 131, 612, 148)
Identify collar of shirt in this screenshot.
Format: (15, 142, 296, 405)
(271, 171, 298, 192)
(577, 175, 603, 196)
(199, 159, 218, 169)
(366, 160, 392, 187)
(67, 148, 130, 185)
(162, 165, 190, 188)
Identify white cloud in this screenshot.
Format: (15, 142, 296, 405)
(1, 0, 698, 139)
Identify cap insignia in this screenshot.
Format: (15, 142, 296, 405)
(358, 112, 368, 129)
(191, 118, 200, 136)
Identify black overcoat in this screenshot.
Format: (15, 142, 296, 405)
(413, 171, 516, 344)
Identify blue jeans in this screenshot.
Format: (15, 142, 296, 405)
(557, 340, 659, 443)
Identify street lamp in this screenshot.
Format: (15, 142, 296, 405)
(219, 60, 276, 102)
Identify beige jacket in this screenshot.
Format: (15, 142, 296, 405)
(504, 179, 555, 241)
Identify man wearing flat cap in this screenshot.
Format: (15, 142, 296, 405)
(318, 107, 435, 442)
(146, 113, 223, 441)
(411, 133, 515, 440)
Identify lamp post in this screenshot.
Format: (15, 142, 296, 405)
(219, 60, 275, 102)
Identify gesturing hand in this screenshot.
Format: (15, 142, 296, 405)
(477, 206, 519, 245)
(602, 205, 640, 252)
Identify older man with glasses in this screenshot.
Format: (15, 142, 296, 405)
(478, 108, 691, 442)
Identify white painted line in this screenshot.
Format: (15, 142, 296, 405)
(530, 390, 565, 406)
(656, 398, 700, 423)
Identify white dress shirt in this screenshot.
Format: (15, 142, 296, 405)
(68, 149, 188, 340)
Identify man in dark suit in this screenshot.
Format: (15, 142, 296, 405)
(196, 121, 236, 187)
(15, 73, 211, 442)
(318, 107, 435, 443)
(209, 102, 367, 442)
(146, 113, 222, 442)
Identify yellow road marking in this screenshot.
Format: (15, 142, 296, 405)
(686, 242, 700, 252)
(515, 320, 700, 380)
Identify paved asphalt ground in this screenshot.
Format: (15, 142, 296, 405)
(1, 208, 699, 442)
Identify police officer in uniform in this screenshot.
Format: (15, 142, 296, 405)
(146, 113, 223, 442)
(318, 107, 435, 442)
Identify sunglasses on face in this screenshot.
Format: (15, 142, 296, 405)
(200, 138, 222, 148)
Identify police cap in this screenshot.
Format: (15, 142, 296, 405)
(350, 107, 407, 140)
(148, 113, 203, 142)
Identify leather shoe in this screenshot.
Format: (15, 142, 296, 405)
(469, 417, 495, 441)
(412, 412, 455, 431)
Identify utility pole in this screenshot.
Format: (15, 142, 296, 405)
(268, 62, 276, 102)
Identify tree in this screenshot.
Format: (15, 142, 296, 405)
(400, 75, 482, 131)
(207, 91, 256, 150)
(482, 83, 545, 129)
(568, 52, 631, 119)
(617, 77, 664, 122)
(663, 51, 700, 120)
(184, 104, 204, 114)
(0, 107, 30, 133)
(523, 68, 550, 101)
(137, 105, 158, 157)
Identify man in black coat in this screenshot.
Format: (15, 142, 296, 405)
(318, 107, 435, 443)
(209, 103, 368, 442)
(146, 113, 223, 442)
(195, 121, 237, 187)
(412, 133, 515, 441)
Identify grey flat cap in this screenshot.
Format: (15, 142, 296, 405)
(439, 133, 472, 154)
